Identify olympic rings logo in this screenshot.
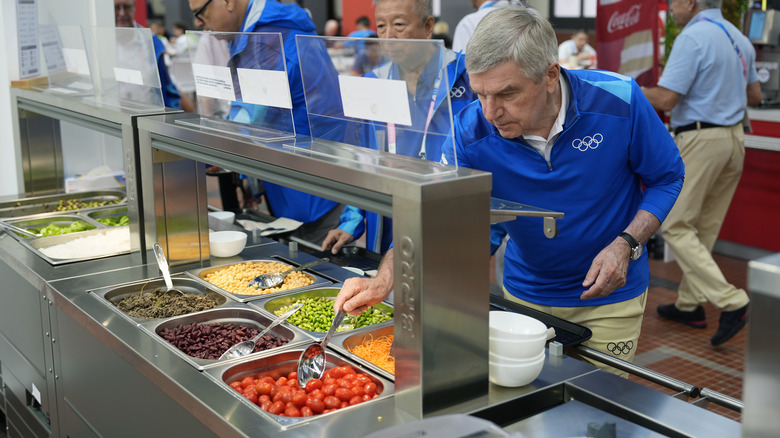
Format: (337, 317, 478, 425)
(572, 133, 603, 151)
(450, 86, 467, 99)
(606, 340, 634, 356)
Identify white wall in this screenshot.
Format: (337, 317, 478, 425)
(0, 0, 112, 197)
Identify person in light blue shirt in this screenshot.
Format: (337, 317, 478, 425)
(642, 0, 761, 347)
(344, 16, 377, 54)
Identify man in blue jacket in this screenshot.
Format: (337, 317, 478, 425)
(189, 0, 342, 244)
(335, 6, 685, 374)
(320, 0, 476, 255)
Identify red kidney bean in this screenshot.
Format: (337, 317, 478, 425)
(159, 321, 289, 360)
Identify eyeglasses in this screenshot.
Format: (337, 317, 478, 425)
(192, 0, 213, 21)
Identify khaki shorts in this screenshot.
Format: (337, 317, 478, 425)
(503, 288, 648, 378)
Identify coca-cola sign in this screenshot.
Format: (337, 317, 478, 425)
(607, 4, 642, 33)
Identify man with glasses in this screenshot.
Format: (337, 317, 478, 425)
(335, 6, 685, 376)
(114, 0, 194, 111)
(187, 0, 343, 245)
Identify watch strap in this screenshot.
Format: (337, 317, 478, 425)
(619, 232, 640, 250)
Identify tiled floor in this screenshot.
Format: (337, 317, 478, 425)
(631, 254, 749, 422)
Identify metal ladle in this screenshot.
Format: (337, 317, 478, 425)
(152, 243, 184, 305)
(248, 257, 329, 289)
(219, 302, 304, 360)
(297, 308, 346, 388)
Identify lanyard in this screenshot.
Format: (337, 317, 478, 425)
(387, 55, 445, 159)
(699, 17, 748, 80)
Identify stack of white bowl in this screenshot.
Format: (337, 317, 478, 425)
(488, 311, 547, 387)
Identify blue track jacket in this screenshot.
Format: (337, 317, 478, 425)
(442, 68, 685, 307)
(227, 0, 339, 223)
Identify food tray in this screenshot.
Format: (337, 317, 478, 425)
(86, 206, 129, 226)
(0, 190, 126, 218)
(255, 287, 394, 337)
(188, 258, 333, 303)
(22, 225, 132, 266)
(139, 305, 311, 371)
(89, 276, 230, 325)
(330, 324, 395, 381)
(489, 295, 592, 347)
(2, 213, 98, 239)
(204, 348, 394, 427)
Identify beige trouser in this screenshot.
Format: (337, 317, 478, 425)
(662, 124, 750, 313)
(503, 288, 647, 378)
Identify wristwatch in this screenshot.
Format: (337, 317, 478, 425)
(619, 232, 642, 261)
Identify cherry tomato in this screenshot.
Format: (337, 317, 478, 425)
(308, 388, 324, 400)
(343, 366, 356, 375)
(241, 377, 255, 388)
(340, 401, 349, 408)
(362, 394, 371, 401)
(258, 394, 271, 404)
(301, 406, 314, 417)
(322, 383, 338, 396)
(292, 392, 308, 408)
(323, 395, 341, 410)
(259, 399, 272, 411)
(267, 401, 285, 415)
(338, 379, 353, 389)
(287, 371, 298, 381)
(350, 385, 364, 397)
(335, 388, 353, 402)
(323, 377, 337, 386)
(275, 376, 288, 387)
(329, 367, 345, 379)
(355, 374, 371, 385)
(274, 386, 294, 404)
(258, 376, 275, 385)
(305, 379, 323, 392)
(305, 397, 325, 414)
(255, 382, 273, 395)
(229, 381, 243, 391)
(364, 382, 377, 396)
(322, 370, 333, 380)
(349, 395, 363, 406)
(243, 388, 258, 404)
(342, 373, 356, 382)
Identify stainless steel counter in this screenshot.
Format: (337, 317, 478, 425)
(0, 232, 743, 437)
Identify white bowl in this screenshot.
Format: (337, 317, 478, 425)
(489, 354, 545, 387)
(209, 230, 247, 257)
(208, 211, 235, 226)
(489, 350, 545, 365)
(489, 311, 547, 340)
(490, 335, 546, 360)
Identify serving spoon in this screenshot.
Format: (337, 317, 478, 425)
(0, 221, 40, 238)
(152, 243, 184, 306)
(248, 257, 328, 289)
(219, 302, 303, 360)
(297, 308, 346, 388)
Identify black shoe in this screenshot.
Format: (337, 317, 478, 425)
(711, 304, 749, 347)
(657, 304, 708, 329)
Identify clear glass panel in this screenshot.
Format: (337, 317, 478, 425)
(295, 35, 457, 176)
(34, 25, 94, 96)
(177, 31, 295, 141)
(85, 27, 164, 112)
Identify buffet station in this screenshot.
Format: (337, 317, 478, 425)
(0, 84, 750, 438)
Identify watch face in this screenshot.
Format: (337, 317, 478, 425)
(631, 246, 643, 260)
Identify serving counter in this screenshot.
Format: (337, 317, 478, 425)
(0, 234, 743, 437)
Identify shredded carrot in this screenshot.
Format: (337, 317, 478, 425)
(348, 334, 395, 374)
